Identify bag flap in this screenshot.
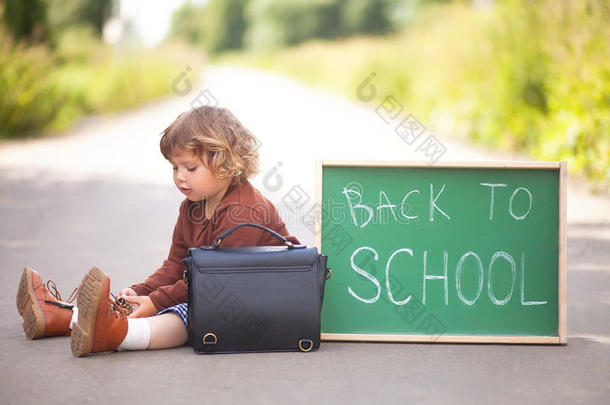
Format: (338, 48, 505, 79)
(188, 246, 319, 269)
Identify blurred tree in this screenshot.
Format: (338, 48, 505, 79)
(245, 0, 342, 49)
(2, 0, 49, 43)
(203, 0, 248, 53)
(170, 0, 401, 53)
(78, 0, 111, 34)
(340, 0, 393, 35)
(45, 0, 111, 37)
(169, 0, 207, 45)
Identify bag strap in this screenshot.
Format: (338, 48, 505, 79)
(213, 223, 295, 249)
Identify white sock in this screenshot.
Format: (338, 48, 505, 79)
(117, 318, 151, 351)
(69, 306, 78, 330)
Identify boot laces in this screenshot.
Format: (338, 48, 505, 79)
(46, 280, 78, 304)
(110, 293, 134, 317)
(47, 279, 133, 318)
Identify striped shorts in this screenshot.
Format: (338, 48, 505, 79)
(157, 303, 188, 326)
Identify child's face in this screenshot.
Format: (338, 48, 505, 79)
(169, 149, 231, 203)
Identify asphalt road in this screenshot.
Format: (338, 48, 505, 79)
(0, 66, 608, 404)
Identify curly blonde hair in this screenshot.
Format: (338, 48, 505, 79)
(160, 106, 259, 184)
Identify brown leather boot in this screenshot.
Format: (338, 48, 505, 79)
(16, 267, 76, 339)
(71, 266, 128, 357)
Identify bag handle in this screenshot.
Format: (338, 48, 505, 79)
(213, 223, 295, 249)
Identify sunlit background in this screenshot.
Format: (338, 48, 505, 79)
(1, 0, 608, 192)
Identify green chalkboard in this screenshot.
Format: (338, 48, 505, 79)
(316, 161, 566, 344)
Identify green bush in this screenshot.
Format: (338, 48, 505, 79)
(0, 30, 61, 134)
(0, 26, 203, 138)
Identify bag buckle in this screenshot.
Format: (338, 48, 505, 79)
(298, 338, 314, 352)
(203, 332, 218, 346)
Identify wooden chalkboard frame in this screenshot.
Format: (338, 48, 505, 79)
(315, 160, 567, 344)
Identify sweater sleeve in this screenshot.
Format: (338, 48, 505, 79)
(130, 200, 189, 309)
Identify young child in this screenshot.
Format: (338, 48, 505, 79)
(16, 106, 300, 356)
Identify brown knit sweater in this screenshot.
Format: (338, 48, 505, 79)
(130, 179, 300, 310)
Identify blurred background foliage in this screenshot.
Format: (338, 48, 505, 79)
(170, 0, 607, 191)
(0, 0, 202, 138)
(169, 0, 403, 52)
(1, 0, 608, 191)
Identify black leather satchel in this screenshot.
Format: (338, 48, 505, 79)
(184, 223, 330, 354)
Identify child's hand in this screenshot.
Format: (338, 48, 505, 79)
(119, 287, 137, 298)
(124, 295, 158, 319)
